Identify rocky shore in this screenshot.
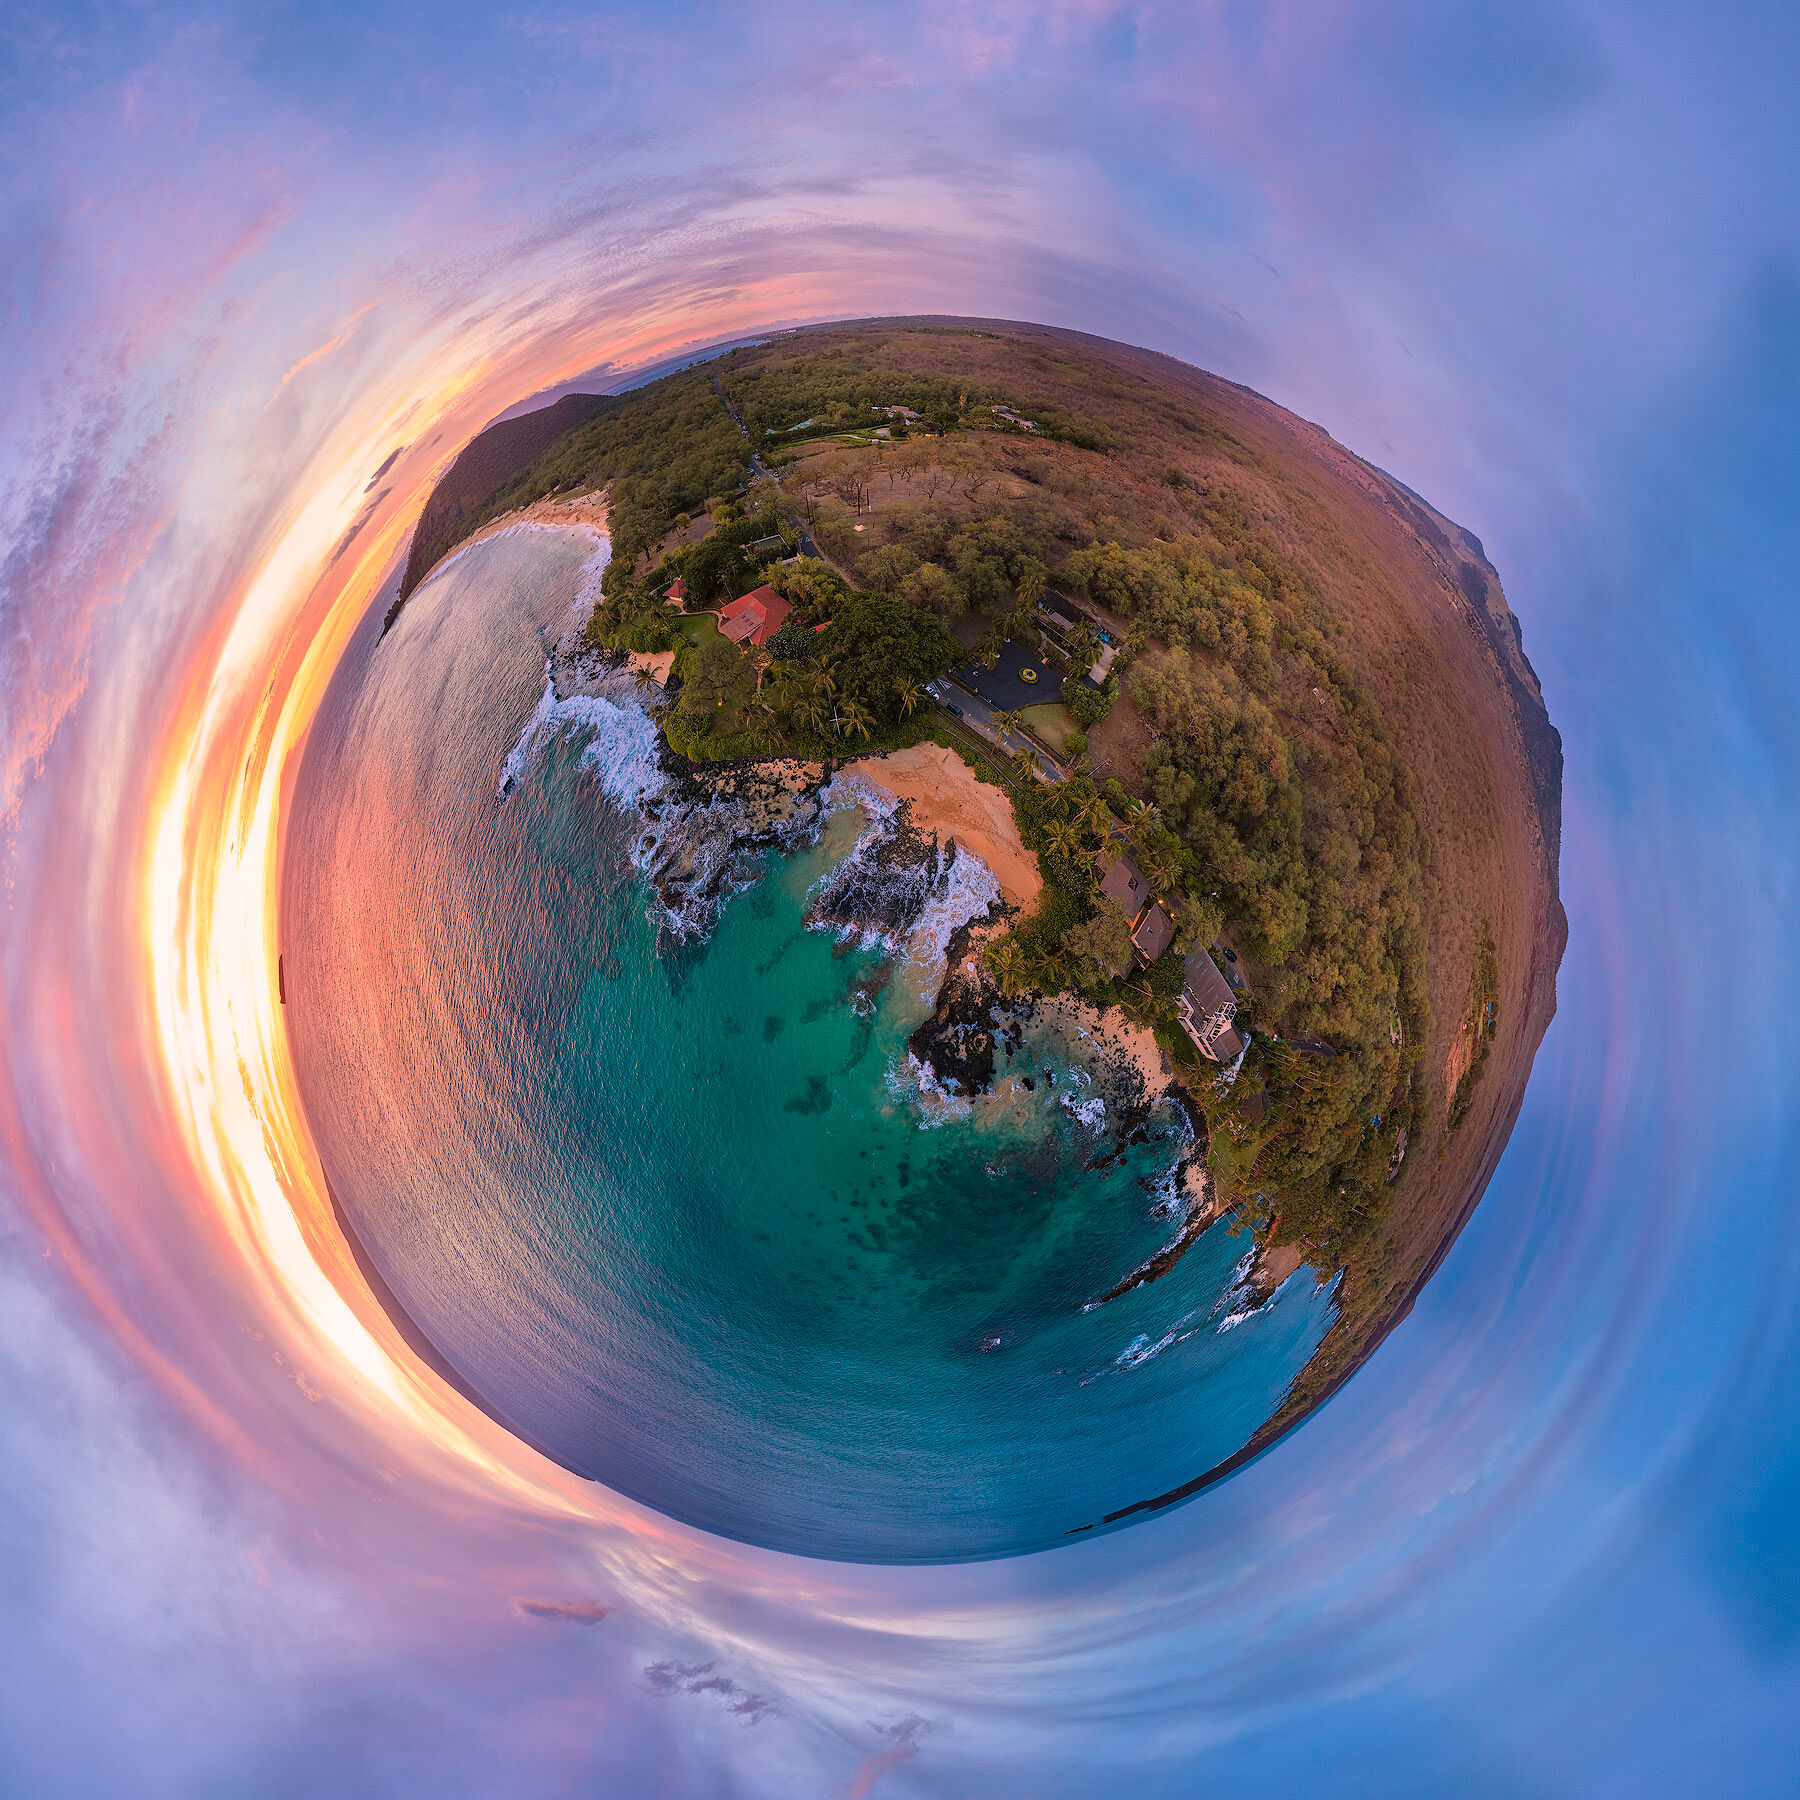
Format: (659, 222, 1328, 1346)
(544, 641, 1261, 1310)
(805, 798, 971, 944)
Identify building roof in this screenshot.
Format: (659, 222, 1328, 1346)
(1097, 850, 1147, 916)
(1182, 948, 1234, 1021)
(1176, 948, 1245, 1063)
(664, 577, 687, 608)
(716, 584, 792, 648)
(1131, 903, 1176, 964)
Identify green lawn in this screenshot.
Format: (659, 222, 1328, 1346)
(1018, 701, 1080, 759)
(671, 611, 725, 649)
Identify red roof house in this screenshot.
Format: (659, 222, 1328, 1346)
(716, 584, 792, 648)
(664, 577, 688, 609)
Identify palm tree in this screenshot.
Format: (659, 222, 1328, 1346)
(796, 691, 830, 736)
(838, 698, 874, 742)
(1127, 807, 1166, 859)
(1081, 794, 1112, 838)
(984, 936, 1029, 998)
(1045, 817, 1084, 861)
(745, 706, 782, 754)
(992, 708, 1022, 745)
(1141, 840, 1184, 899)
(897, 680, 922, 719)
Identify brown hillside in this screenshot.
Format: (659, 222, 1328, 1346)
(395, 390, 613, 609)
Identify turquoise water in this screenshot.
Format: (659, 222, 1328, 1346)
(283, 529, 1334, 1561)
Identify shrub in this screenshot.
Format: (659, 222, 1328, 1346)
(764, 620, 819, 662)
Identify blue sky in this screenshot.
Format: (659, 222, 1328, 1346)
(2, 3, 1798, 1793)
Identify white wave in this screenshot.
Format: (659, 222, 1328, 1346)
(1147, 1162, 1186, 1221)
(820, 770, 903, 826)
(888, 1051, 973, 1128)
(497, 663, 664, 809)
(1211, 1248, 1310, 1333)
(1059, 1091, 1106, 1130)
(1116, 1309, 1204, 1369)
(1217, 1297, 1276, 1332)
(903, 842, 999, 989)
(1209, 1249, 1258, 1321)
(495, 662, 830, 944)
(809, 774, 999, 994)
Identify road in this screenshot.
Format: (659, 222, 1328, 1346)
(927, 678, 1064, 783)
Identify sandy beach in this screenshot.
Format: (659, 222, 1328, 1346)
(1033, 991, 1169, 1096)
(626, 649, 674, 686)
(438, 486, 611, 570)
(842, 743, 1042, 910)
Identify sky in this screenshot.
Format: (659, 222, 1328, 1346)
(3, 2, 1799, 1794)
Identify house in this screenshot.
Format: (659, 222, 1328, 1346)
(1097, 848, 1148, 917)
(716, 584, 792, 649)
(664, 577, 688, 609)
(1130, 903, 1176, 965)
(1098, 850, 1177, 968)
(1177, 949, 1246, 1063)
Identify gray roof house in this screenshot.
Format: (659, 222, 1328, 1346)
(1130, 902, 1176, 964)
(1097, 849, 1148, 918)
(1177, 949, 1246, 1063)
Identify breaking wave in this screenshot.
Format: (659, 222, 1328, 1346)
(808, 772, 1000, 990)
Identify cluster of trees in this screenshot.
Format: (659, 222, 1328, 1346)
(732, 572, 959, 753)
(721, 340, 1112, 455)
(1052, 518, 1430, 1270)
(722, 348, 969, 440)
(590, 498, 794, 646)
(657, 505, 796, 609)
(980, 761, 1171, 1003)
(449, 368, 751, 580)
(655, 557, 960, 761)
(824, 504, 1051, 619)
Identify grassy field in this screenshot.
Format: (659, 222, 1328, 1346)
(1018, 701, 1080, 758)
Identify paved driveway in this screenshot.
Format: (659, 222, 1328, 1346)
(951, 643, 1061, 711)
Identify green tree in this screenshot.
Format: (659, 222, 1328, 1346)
(1016, 558, 1048, 610)
(1061, 900, 1138, 989)
(983, 935, 1030, 998)
(900, 560, 957, 616)
(678, 639, 744, 717)
(794, 689, 831, 735)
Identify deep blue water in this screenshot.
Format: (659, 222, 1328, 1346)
(282, 528, 1332, 1561)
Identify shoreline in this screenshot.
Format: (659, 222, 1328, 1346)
(385, 489, 611, 636)
(841, 743, 1042, 911)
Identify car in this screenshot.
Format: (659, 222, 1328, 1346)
(946, 703, 963, 717)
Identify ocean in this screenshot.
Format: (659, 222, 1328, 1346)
(282, 527, 1334, 1561)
